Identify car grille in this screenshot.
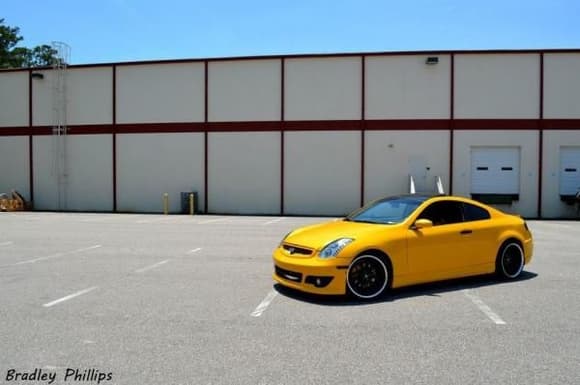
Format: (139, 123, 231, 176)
(282, 243, 313, 256)
(275, 265, 303, 283)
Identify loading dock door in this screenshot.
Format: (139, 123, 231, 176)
(471, 147, 520, 194)
(559, 147, 580, 196)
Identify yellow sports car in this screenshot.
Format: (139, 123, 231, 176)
(273, 194, 533, 299)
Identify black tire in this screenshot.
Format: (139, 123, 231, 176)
(496, 241, 524, 280)
(346, 254, 390, 299)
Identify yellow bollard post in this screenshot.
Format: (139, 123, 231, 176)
(163, 193, 169, 215)
(189, 193, 195, 216)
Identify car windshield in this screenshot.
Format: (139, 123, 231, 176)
(345, 196, 426, 225)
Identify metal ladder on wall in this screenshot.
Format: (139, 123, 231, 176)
(51, 42, 71, 210)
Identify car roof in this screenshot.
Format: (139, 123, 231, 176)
(384, 193, 446, 201)
(376, 194, 498, 205)
(380, 194, 483, 206)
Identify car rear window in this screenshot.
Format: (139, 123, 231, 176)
(463, 203, 491, 221)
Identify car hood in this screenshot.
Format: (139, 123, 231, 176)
(283, 219, 393, 251)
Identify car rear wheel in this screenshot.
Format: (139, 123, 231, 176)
(496, 241, 524, 279)
(346, 254, 389, 299)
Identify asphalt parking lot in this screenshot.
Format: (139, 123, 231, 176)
(1, 213, 579, 385)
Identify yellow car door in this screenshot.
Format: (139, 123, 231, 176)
(407, 222, 471, 280)
(406, 200, 472, 281)
(459, 202, 498, 270)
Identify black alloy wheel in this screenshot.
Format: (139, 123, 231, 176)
(347, 255, 389, 299)
(497, 242, 524, 279)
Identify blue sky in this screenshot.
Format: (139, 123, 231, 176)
(4, 0, 579, 64)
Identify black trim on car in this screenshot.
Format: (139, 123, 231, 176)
(305, 276, 334, 288)
(282, 244, 313, 256)
(275, 265, 303, 283)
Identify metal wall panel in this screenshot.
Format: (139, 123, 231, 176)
(544, 53, 580, 118)
(0, 72, 29, 127)
(32, 135, 113, 211)
(0, 137, 29, 199)
(208, 132, 280, 214)
(454, 54, 540, 118)
(365, 55, 451, 119)
(208, 60, 281, 122)
(32, 67, 113, 126)
(117, 133, 204, 213)
(117, 63, 205, 124)
(284, 131, 360, 216)
(364, 130, 450, 202)
(285, 57, 361, 121)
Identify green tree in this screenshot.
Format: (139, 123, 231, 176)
(0, 18, 58, 68)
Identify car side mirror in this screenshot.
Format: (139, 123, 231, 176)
(412, 219, 433, 230)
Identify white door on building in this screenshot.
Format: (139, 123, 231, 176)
(470, 147, 520, 194)
(559, 147, 580, 196)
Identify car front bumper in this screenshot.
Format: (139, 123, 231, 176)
(272, 248, 349, 295)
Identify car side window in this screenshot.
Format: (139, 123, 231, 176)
(463, 202, 491, 222)
(417, 201, 464, 226)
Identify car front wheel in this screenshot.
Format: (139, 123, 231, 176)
(346, 254, 389, 299)
(496, 241, 524, 279)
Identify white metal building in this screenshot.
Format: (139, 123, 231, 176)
(1, 50, 579, 218)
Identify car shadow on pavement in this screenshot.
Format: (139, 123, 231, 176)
(273, 271, 538, 306)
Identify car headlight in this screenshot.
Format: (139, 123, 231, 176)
(319, 238, 354, 259)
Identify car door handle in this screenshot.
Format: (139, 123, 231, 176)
(460, 229, 473, 235)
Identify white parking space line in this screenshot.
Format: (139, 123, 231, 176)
(42, 286, 98, 308)
(136, 216, 176, 224)
(251, 289, 278, 317)
(79, 216, 119, 223)
(2, 214, 39, 220)
(544, 223, 574, 230)
(135, 259, 171, 273)
(262, 218, 284, 225)
(463, 289, 506, 325)
(198, 217, 230, 224)
(0, 241, 13, 247)
(187, 248, 202, 254)
(9, 245, 102, 266)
